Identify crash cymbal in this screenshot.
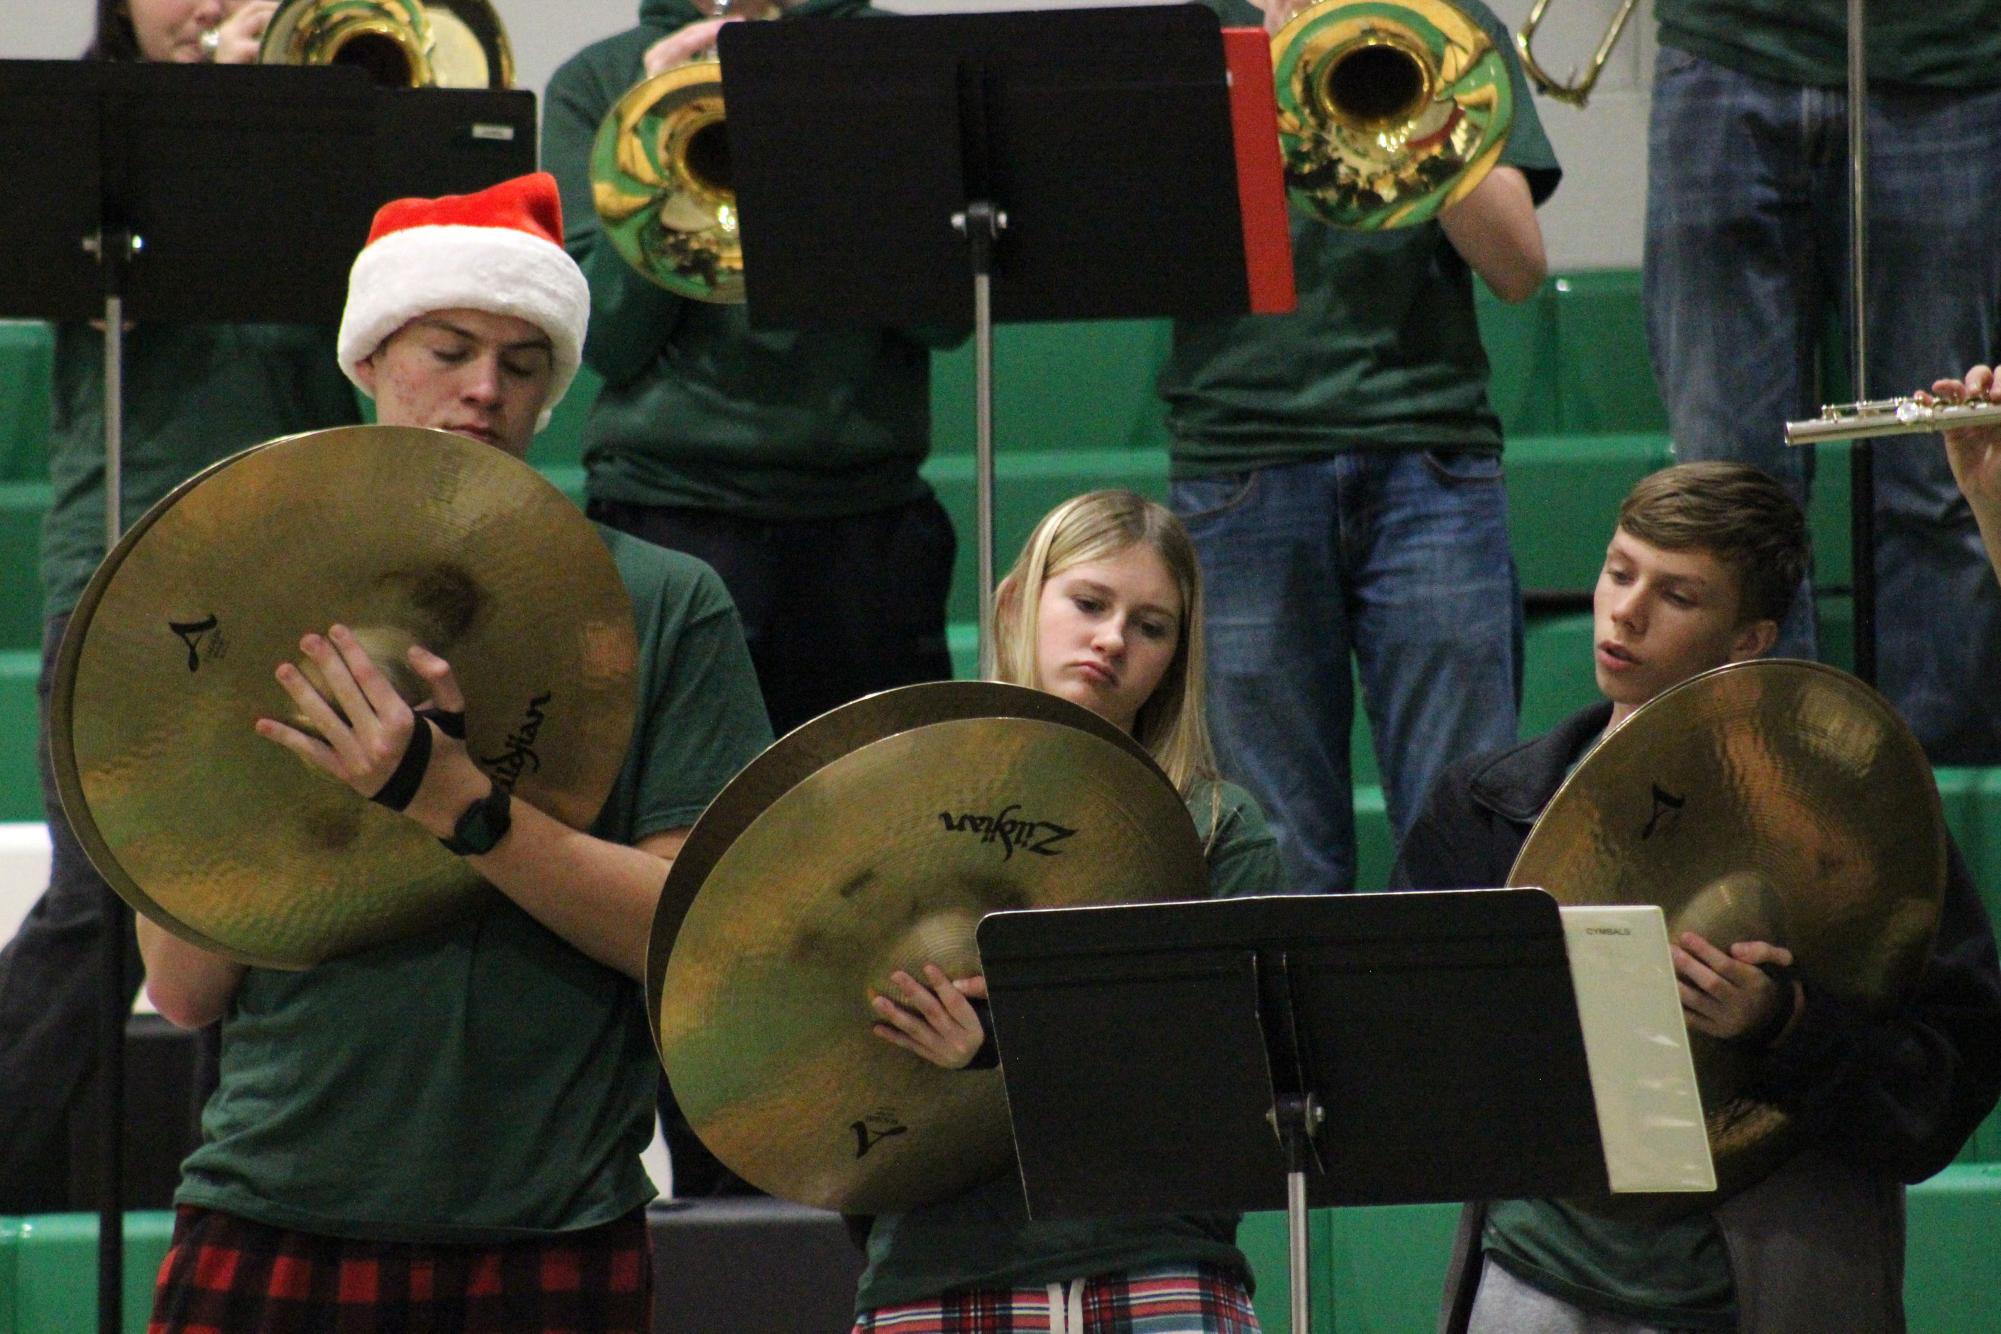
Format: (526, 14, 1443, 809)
(654, 690, 1203, 1213)
(644, 680, 1159, 1025)
(1510, 658, 1945, 1208)
(49, 426, 638, 969)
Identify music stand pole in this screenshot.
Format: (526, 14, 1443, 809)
(954, 201, 1005, 679)
(1846, 0, 1875, 685)
(1261, 943, 1329, 1331)
(719, 6, 1291, 683)
(1272, 1090, 1323, 1332)
(82, 216, 138, 1334)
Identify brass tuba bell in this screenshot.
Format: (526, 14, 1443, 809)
(1270, 0, 1514, 229)
(588, 1, 781, 304)
(257, 0, 514, 89)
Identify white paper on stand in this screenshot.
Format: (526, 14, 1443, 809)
(1557, 903, 1717, 1194)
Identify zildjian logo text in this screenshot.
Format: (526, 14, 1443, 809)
(478, 692, 552, 794)
(850, 1111, 908, 1160)
(937, 805, 1076, 860)
(167, 615, 223, 672)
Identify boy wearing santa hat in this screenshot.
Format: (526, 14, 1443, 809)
(138, 173, 772, 1332)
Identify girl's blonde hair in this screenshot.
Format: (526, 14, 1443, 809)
(992, 490, 1219, 798)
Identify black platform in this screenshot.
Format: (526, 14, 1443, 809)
(648, 1197, 864, 1332)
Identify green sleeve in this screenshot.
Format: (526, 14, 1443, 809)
(1485, 3, 1562, 204)
(543, 36, 690, 389)
(627, 564, 773, 838)
(1194, 781, 1286, 899)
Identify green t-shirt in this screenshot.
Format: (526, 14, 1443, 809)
(174, 528, 773, 1243)
(1657, 0, 2001, 90)
(1483, 1198, 1736, 1330)
(42, 322, 362, 619)
(1481, 724, 1731, 1326)
(855, 780, 1283, 1313)
(1160, 0, 1561, 478)
(543, 0, 942, 522)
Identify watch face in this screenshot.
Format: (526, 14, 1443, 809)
(449, 788, 511, 856)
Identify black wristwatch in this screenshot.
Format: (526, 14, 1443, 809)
(440, 780, 512, 856)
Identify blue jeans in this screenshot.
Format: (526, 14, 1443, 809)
(1172, 451, 1522, 894)
(1645, 47, 2001, 762)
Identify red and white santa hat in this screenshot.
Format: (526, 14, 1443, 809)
(337, 172, 589, 431)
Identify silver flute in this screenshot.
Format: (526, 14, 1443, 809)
(1785, 396, 2001, 445)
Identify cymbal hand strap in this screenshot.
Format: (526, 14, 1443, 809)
(418, 706, 466, 740)
(369, 716, 435, 812)
(368, 707, 465, 812)
(1736, 961, 1801, 1050)
(963, 997, 998, 1070)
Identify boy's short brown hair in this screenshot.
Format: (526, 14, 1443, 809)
(1616, 462, 1809, 626)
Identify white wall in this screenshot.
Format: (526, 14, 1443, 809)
(0, 0, 1658, 267)
(1487, 0, 1657, 270)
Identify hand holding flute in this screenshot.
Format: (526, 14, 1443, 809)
(1930, 365, 2001, 589)
(1786, 367, 2001, 587)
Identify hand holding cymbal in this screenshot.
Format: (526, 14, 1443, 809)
(50, 426, 638, 969)
(871, 966, 991, 1071)
(1670, 932, 1797, 1044)
(257, 625, 485, 841)
(1511, 658, 1946, 1213)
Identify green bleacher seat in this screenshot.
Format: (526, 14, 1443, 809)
(0, 651, 39, 825)
(930, 320, 1174, 460)
(0, 1211, 173, 1334)
(1234, 1162, 2001, 1333)
(1906, 1161, 2001, 1327)
(1480, 286, 1560, 438)
(0, 324, 53, 486)
(0, 484, 50, 657)
(1550, 271, 1666, 435)
(1508, 434, 1670, 592)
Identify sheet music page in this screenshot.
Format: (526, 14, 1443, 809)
(1559, 904, 1717, 1193)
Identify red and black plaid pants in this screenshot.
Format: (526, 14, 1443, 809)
(148, 1204, 652, 1333)
(853, 1263, 1261, 1334)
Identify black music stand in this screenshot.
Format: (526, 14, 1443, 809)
(0, 62, 534, 1334)
(718, 5, 1288, 676)
(977, 890, 1610, 1334)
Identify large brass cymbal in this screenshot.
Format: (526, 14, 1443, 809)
(654, 688, 1203, 1213)
(1510, 659, 1945, 1209)
(49, 426, 638, 969)
(644, 680, 1159, 1013)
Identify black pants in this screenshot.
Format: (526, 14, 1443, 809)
(587, 493, 957, 736)
(589, 493, 956, 1194)
(0, 612, 144, 1210)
